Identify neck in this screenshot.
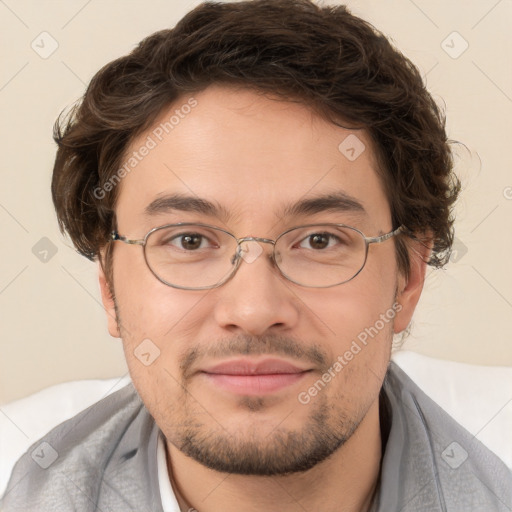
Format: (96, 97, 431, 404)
(166, 398, 382, 512)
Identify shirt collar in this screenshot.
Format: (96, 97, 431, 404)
(157, 432, 182, 512)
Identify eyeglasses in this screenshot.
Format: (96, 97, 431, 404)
(111, 223, 404, 290)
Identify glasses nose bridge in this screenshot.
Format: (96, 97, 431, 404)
(236, 236, 277, 261)
(230, 236, 278, 270)
(236, 236, 276, 246)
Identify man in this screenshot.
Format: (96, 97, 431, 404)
(2, 0, 511, 510)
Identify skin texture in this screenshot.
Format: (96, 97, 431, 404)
(99, 85, 428, 512)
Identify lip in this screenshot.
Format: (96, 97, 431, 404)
(200, 358, 312, 395)
(203, 358, 309, 375)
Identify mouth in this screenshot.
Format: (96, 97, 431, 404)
(199, 358, 312, 395)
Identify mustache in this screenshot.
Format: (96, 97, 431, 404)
(180, 334, 328, 378)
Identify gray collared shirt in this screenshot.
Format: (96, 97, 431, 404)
(2, 362, 511, 511)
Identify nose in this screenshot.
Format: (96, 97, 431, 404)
(213, 240, 300, 336)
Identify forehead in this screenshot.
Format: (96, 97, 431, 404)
(115, 85, 390, 234)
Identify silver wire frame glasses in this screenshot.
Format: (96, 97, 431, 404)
(111, 223, 404, 290)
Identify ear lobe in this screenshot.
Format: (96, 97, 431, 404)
(98, 262, 121, 338)
(393, 238, 432, 334)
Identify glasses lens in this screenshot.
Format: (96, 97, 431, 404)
(275, 225, 367, 287)
(144, 224, 238, 289)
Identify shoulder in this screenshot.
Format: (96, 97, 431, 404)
(1, 383, 158, 511)
(380, 360, 512, 511)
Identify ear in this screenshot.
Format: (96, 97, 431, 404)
(393, 237, 432, 334)
(98, 261, 121, 338)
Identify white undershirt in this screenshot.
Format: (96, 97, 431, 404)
(157, 432, 182, 512)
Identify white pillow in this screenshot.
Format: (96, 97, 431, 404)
(1, 351, 511, 498)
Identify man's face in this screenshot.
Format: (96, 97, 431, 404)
(100, 85, 420, 475)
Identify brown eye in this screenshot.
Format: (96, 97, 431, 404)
(299, 233, 337, 250)
(309, 234, 329, 249)
(180, 234, 203, 250)
(165, 233, 209, 250)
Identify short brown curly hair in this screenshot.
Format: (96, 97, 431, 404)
(51, 0, 459, 288)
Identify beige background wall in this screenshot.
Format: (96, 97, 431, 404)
(1, 0, 511, 404)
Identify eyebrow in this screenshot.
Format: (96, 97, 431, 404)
(144, 194, 232, 221)
(143, 191, 366, 221)
(279, 191, 367, 218)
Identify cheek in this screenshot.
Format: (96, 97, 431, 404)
(112, 250, 210, 418)
(112, 248, 211, 372)
(114, 248, 186, 325)
(316, 262, 397, 340)
(302, 248, 398, 381)
(313, 287, 395, 362)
